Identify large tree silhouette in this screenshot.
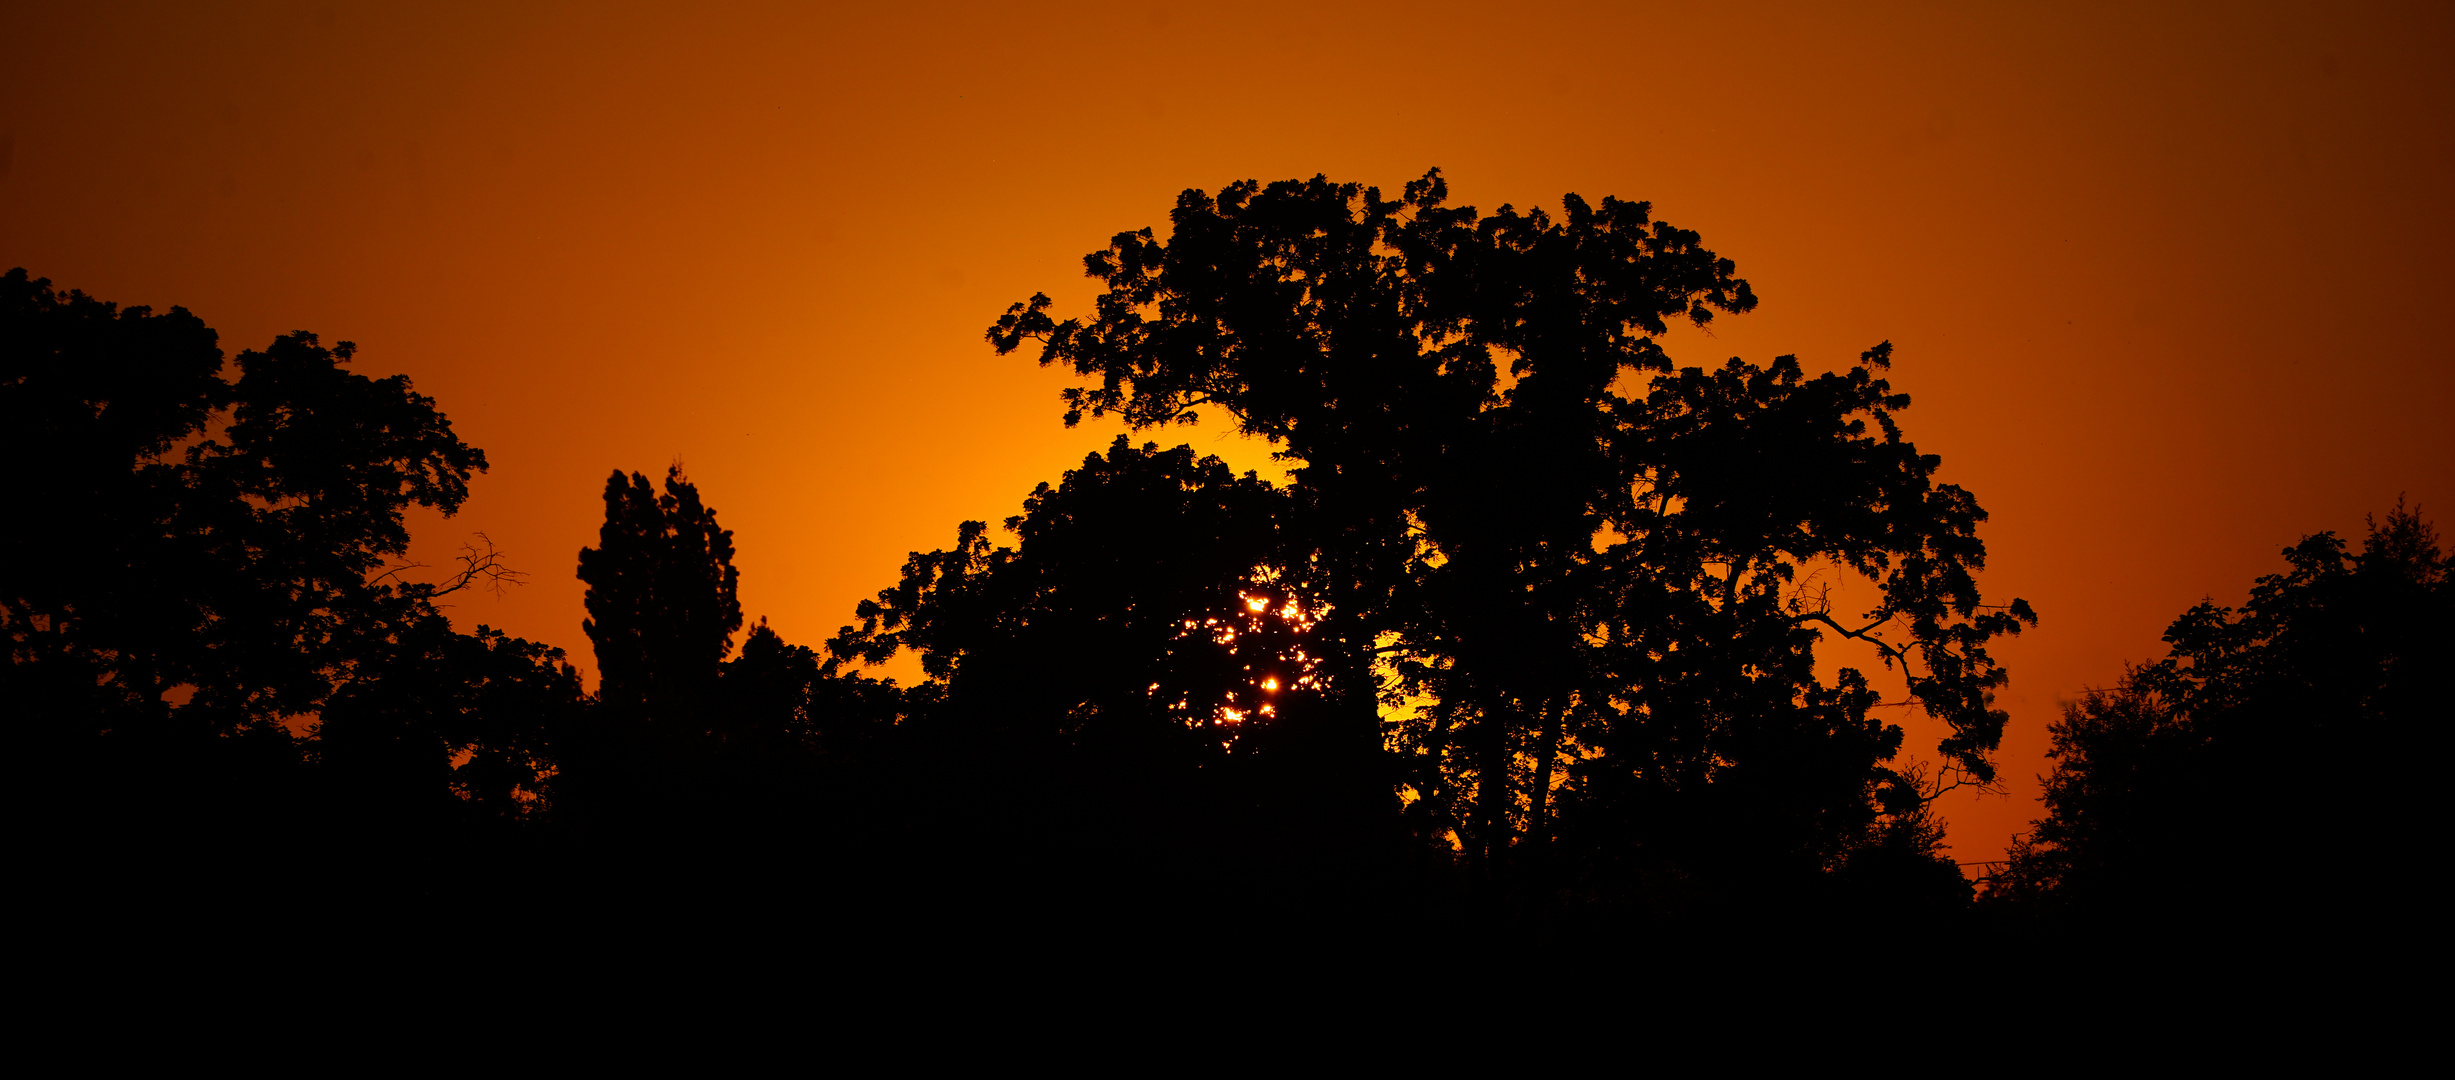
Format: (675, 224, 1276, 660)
(985, 172, 2034, 910)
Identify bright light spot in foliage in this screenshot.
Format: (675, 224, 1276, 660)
(1162, 583, 1334, 744)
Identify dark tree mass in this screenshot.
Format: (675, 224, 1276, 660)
(1992, 504, 2445, 929)
(983, 173, 2033, 916)
(8, 173, 2422, 956)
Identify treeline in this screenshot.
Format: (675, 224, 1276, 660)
(9, 173, 2439, 949)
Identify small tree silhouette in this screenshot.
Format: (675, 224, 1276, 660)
(1999, 502, 2446, 925)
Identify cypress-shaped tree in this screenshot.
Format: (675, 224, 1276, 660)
(578, 464, 742, 737)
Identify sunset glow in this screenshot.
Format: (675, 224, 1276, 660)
(5, 0, 2446, 875)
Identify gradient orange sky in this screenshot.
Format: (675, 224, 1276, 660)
(7, 0, 2449, 864)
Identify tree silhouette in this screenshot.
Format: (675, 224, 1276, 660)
(828, 437, 1378, 905)
(559, 465, 910, 921)
(1997, 502, 2446, 927)
(4, 268, 488, 743)
(554, 463, 744, 850)
(319, 621, 580, 829)
(579, 465, 743, 732)
(987, 172, 2034, 912)
(831, 436, 1293, 758)
(2, 267, 547, 925)
(713, 616, 902, 818)
(717, 619, 824, 757)
(313, 619, 582, 908)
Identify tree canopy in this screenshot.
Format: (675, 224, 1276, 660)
(960, 170, 2036, 907)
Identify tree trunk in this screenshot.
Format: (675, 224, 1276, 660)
(1523, 697, 1564, 892)
(1469, 696, 1515, 878)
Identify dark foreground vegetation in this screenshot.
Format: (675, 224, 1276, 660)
(9, 172, 2440, 968)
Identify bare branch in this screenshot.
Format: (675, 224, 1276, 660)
(1913, 759, 2003, 805)
(430, 532, 529, 600)
(1792, 609, 1922, 682)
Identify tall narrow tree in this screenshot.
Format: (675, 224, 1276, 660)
(578, 465, 742, 735)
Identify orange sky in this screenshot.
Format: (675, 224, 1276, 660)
(6, 0, 2449, 864)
